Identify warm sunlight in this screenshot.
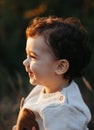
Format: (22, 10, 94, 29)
(24, 4, 47, 18)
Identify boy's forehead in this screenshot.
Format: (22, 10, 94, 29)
(26, 36, 51, 54)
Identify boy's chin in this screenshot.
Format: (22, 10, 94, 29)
(29, 79, 37, 86)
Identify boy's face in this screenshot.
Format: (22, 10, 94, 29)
(23, 36, 57, 86)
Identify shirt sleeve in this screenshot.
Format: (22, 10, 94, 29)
(41, 104, 88, 130)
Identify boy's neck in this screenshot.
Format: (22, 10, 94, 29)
(44, 78, 70, 94)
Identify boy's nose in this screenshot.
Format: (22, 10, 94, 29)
(23, 59, 30, 72)
(23, 59, 27, 66)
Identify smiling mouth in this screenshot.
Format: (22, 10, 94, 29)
(28, 72, 33, 77)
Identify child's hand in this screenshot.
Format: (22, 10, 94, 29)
(32, 126, 36, 130)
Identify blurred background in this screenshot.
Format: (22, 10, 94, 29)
(0, 0, 94, 129)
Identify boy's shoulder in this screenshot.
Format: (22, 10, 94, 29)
(62, 80, 86, 106)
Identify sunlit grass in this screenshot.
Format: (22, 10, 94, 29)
(0, 64, 30, 130)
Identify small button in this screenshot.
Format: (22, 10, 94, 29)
(59, 96, 64, 101)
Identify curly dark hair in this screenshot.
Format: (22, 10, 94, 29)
(26, 16, 91, 79)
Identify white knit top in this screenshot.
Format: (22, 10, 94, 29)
(23, 81, 91, 130)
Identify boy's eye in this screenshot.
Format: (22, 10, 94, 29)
(31, 55, 36, 59)
(27, 55, 36, 59)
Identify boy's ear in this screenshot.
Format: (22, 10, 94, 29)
(55, 59, 69, 75)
